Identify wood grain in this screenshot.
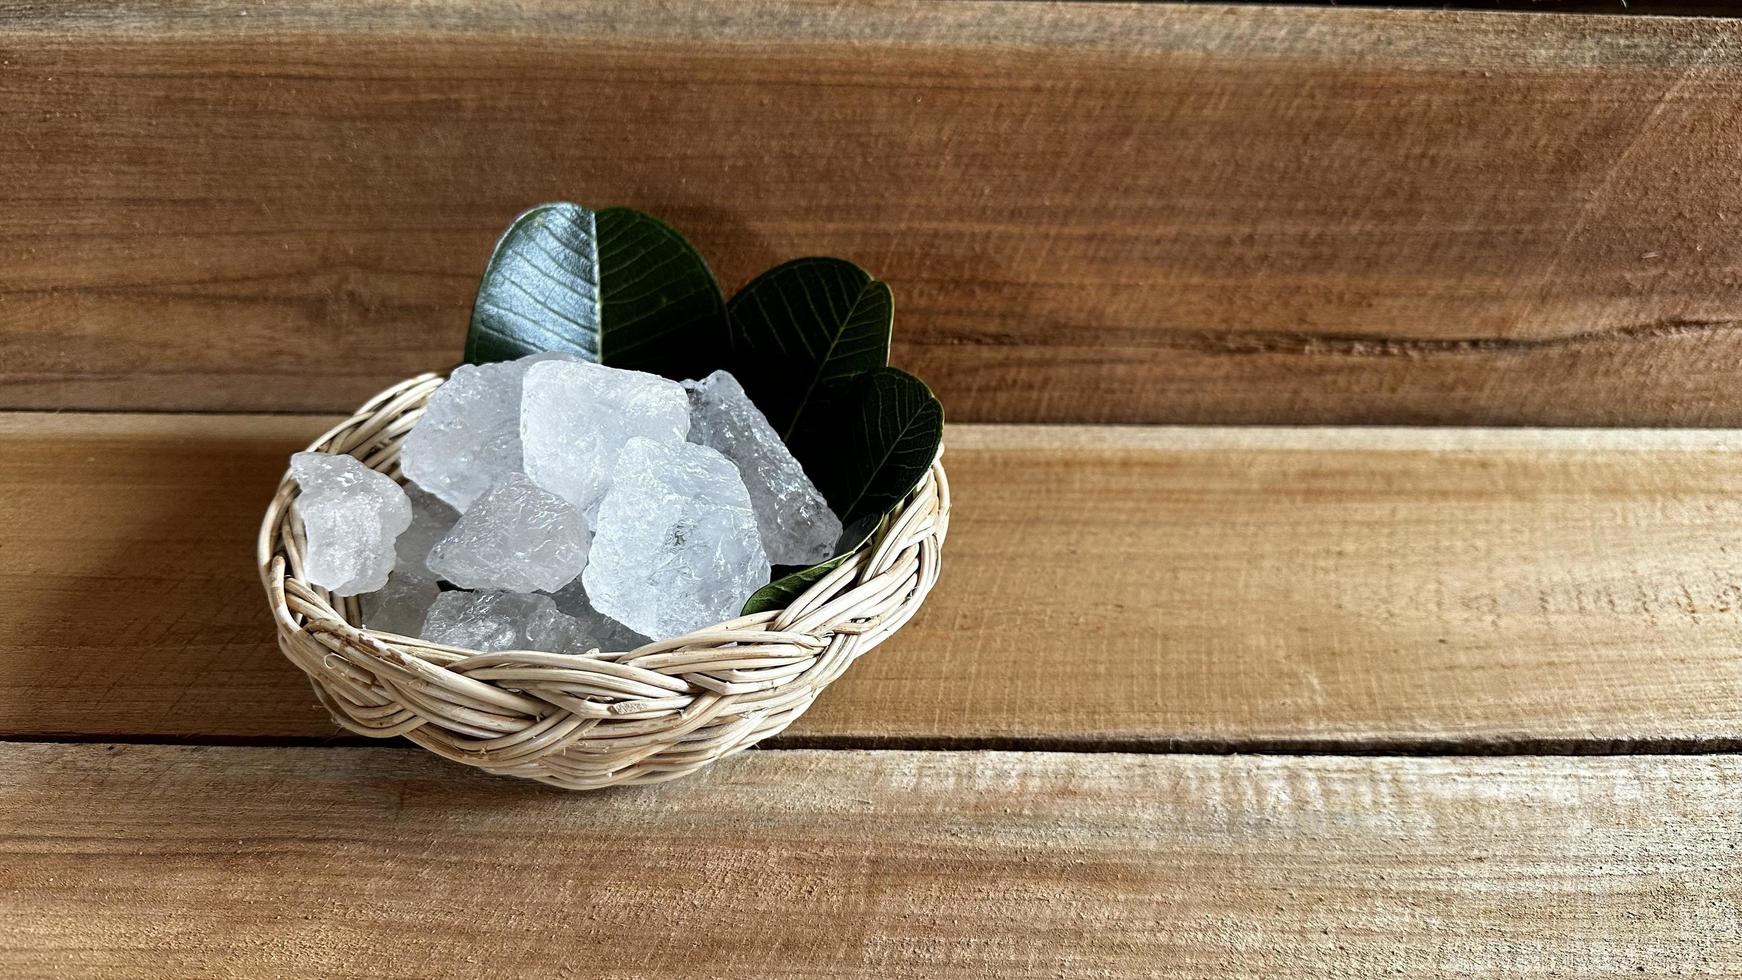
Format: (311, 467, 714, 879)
(2, 743, 1738, 978)
(4, 413, 1741, 748)
(5, 2, 1742, 422)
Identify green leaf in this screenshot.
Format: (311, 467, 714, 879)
(594, 206, 729, 381)
(744, 367, 942, 615)
(727, 257, 892, 439)
(741, 553, 854, 616)
(466, 204, 728, 373)
(793, 367, 942, 531)
(466, 203, 602, 364)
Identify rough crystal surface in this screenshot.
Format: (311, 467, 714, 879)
(420, 590, 587, 653)
(684, 369, 843, 565)
(583, 437, 769, 640)
(401, 355, 576, 511)
(521, 359, 690, 522)
(359, 485, 455, 634)
(428, 474, 589, 593)
(549, 577, 650, 652)
(361, 574, 441, 636)
(396, 484, 459, 580)
(290, 451, 411, 596)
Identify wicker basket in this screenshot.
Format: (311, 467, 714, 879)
(258, 372, 949, 790)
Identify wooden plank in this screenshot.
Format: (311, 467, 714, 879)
(4, 413, 1742, 747)
(1239, 1, 1741, 11)
(5, 3, 1742, 423)
(2, 743, 1738, 977)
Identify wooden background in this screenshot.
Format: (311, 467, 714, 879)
(4, 2, 1742, 976)
(6, 1, 1742, 422)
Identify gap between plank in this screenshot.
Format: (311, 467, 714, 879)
(6, 731, 1739, 757)
(967, 0, 1729, 18)
(13, 411, 1742, 451)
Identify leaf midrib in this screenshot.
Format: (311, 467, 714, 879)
(779, 277, 879, 442)
(835, 396, 933, 526)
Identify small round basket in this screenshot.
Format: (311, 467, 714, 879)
(258, 372, 949, 790)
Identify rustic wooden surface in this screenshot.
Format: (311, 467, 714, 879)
(2, 743, 1737, 978)
(4, 2, 1740, 969)
(6, 2, 1742, 422)
(4, 412, 1741, 748)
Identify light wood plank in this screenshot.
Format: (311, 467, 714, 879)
(6, 3, 1742, 422)
(1, 743, 1738, 978)
(3, 413, 1741, 747)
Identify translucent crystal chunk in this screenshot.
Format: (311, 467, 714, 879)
(361, 574, 441, 636)
(428, 474, 589, 594)
(290, 451, 411, 596)
(520, 359, 690, 522)
(583, 437, 769, 640)
(548, 577, 650, 653)
(684, 369, 843, 565)
(401, 354, 576, 511)
(420, 590, 588, 654)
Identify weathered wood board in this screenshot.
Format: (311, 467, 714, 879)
(4, 414, 1740, 748)
(5, 2, 1742, 422)
(2, 743, 1738, 978)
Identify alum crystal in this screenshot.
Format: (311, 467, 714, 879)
(684, 369, 842, 565)
(402, 355, 575, 511)
(583, 437, 769, 640)
(361, 575, 441, 636)
(520, 359, 690, 522)
(548, 577, 650, 653)
(360, 485, 456, 635)
(420, 590, 588, 654)
(290, 451, 412, 596)
(428, 473, 589, 594)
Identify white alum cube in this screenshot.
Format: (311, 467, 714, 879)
(290, 451, 412, 597)
(401, 354, 578, 512)
(684, 369, 843, 565)
(520, 359, 690, 524)
(420, 590, 588, 654)
(399, 360, 528, 511)
(428, 473, 590, 594)
(583, 437, 769, 640)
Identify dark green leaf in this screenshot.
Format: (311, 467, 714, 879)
(466, 203, 602, 364)
(466, 204, 728, 372)
(741, 553, 854, 616)
(728, 257, 892, 438)
(594, 206, 729, 381)
(792, 367, 942, 531)
(744, 367, 942, 615)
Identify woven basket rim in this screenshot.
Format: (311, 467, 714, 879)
(258, 370, 949, 790)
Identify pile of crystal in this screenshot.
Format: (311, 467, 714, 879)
(290, 357, 842, 655)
